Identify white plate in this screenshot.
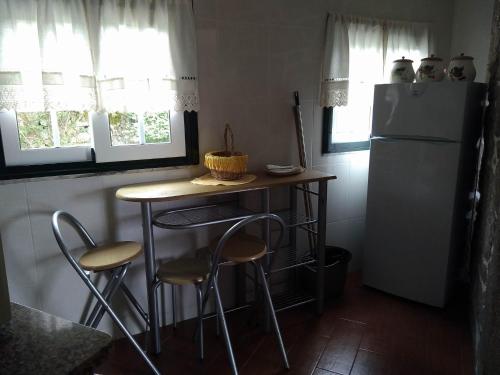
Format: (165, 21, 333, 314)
(265, 166, 305, 176)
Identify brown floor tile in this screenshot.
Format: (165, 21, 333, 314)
(96, 272, 474, 375)
(315, 318, 365, 374)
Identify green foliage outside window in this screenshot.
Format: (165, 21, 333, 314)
(108, 111, 171, 146)
(108, 112, 139, 146)
(15, 110, 171, 150)
(17, 112, 53, 150)
(57, 111, 91, 146)
(144, 112, 170, 144)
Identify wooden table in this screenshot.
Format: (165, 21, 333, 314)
(116, 169, 336, 354)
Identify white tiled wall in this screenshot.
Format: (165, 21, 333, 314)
(0, 0, 455, 335)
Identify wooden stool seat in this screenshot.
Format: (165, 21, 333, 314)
(157, 257, 210, 285)
(211, 233, 267, 263)
(79, 241, 143, 272)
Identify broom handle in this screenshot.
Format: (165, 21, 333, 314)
(293, 91, 317, 256)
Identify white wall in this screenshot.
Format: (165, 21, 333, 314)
(1, 0, 455, 335)
(450, 0, 495, 83)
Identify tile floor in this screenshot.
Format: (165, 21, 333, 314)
(96, 273, 473, 375)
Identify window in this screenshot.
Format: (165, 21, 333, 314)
(0, 110, 93, 166)
(321, 14, 429, 153)
(0, 0, 199, 179)
(92, 110, 186, 163)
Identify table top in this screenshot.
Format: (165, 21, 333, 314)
(0, 303, 112, 375)
(116, 169, 337, 203)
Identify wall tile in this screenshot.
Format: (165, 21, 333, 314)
(314, 163, 350, 222)
(25, 176, 108, 321)
(196, 18, 220, 156)
(215, 0, 269, 26)
(267, 25, 322, 103)
(216, 22, 269, 104)
(268, 0, 328, 28)
(347, 151, 370, 219)
(0, 183, 39, 308)
(193, 0, 216, 20)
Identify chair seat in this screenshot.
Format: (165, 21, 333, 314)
(79, 241, 143, 272)
(157, 257, 210, 285)
(212, 233, 267, 263)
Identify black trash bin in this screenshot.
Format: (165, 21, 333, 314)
(301, 246, 352, 300)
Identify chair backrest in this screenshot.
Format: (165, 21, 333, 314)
(211, 213, 286, 269)
(52, 211, 97, 262)
(200, 213, 286, 309)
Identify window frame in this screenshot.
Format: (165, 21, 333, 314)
(0, 109, 95, 166)
(0, 111, 199, 180)
(321, 107, 371, 154)
(91, 110, 185, 163)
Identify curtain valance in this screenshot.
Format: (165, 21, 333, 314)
(320, 13, 429, 108)
(320, 14, 349, 108)
(0, 0, 199, 113)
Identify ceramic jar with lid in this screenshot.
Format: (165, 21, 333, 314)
(446, 53, 476, 81)
(416, 54, 445, 82)
(390, 57, 415, 83)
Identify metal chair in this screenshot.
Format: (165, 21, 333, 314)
(203, 213, 290, 374)
(156, 213, 289, 375)
(51, 211, 161, 375)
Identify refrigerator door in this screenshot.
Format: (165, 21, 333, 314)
(363, 138, 462, 307)
(372, 82, 470, 141)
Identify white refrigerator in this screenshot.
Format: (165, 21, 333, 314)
(363, 82, 486, 307)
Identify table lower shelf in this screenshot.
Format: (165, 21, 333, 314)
(272, 290, 316, 312)
(153, 203, 317, 230)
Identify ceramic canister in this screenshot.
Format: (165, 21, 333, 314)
(390, 57, 415, 83)
(416, 54, 445, 82)
(446, 53, 476, 81)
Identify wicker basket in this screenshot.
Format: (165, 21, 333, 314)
(204, 124, 248, 181)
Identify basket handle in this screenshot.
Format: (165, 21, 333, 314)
(224, 124, 234, 153)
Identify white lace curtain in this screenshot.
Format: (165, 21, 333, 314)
(384, 20, 429, 81)
(0, 0, 199, 113)
(320, 14, 350, 108)
(320, 14, 429, 108)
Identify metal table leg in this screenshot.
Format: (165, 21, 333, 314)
(316, 180, 328, 314)
(289, 186, 297, 253)
(262, 188, 271, 332)
(289, 186, 298, 293)
(141, 202, 161, 354)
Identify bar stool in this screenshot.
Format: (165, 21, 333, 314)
(156, 213, 289, 375)
(156, 256, 209, 360)
(51, 211, 161, 375)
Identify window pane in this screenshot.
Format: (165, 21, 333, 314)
(331, 82, 373, 144)
(108, 112, 139, 146)
(17, 112, 53, 150)
(144, 112, 171, 144)
(57, 111, 91, 147)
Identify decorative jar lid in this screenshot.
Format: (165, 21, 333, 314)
(421, 54, 443, 61)
(451, 53, 474, 61)
(393, 56, 413, 63)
